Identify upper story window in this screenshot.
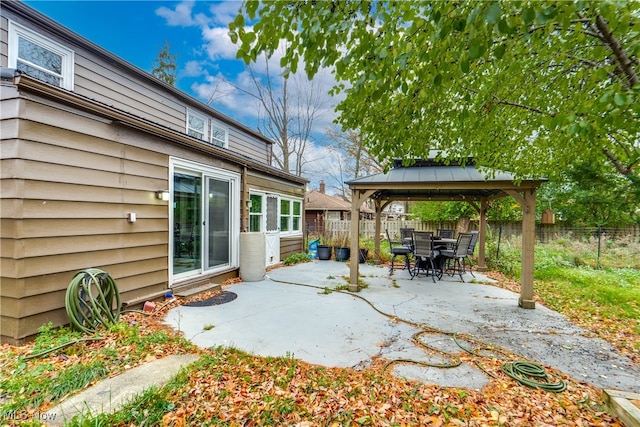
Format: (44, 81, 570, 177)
(185, 109, 229, 149)
(211, 121, 229, 148)
(8, 21, 74, 90)
(187, 110, 207, 140)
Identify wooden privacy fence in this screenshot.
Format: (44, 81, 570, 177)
(308, 220, 640, 242)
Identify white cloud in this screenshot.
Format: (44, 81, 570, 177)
(156, 0, 197, 26)
(156, 1, 347, 187)
(201, 26, 239, 60)
(207, 2, 244, 26)
(182, 60, 207, 77)
(302, 143, 348, 193)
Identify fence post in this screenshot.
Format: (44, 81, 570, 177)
(597, 226, 602, 269)
(496, 225, 502, 260)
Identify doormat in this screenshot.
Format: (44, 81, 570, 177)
(184, 291, 237, 307)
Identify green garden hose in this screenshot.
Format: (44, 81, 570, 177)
(65, 268, 121, 333)
(501, 360, 567, 392)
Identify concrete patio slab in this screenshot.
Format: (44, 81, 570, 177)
(164, 260, 640, 393)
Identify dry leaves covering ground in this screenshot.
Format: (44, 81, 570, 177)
(0, 276, 630, 426)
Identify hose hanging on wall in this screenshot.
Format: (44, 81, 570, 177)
(65, 268, 121, 333)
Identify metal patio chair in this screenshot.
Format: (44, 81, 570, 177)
(411, 231, 442, 282)
(386, 229, 413, 275)
(437, 228, 455, 239)
(440, 232, 474, 282)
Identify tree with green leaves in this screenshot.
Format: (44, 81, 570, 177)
(152, 40, 177, 86)
(538, 160, 640, 226)
(230, 1, 639, 186)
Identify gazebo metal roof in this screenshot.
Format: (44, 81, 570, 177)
(346, 158, 546, 202)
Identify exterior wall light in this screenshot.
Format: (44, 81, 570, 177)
(156, 190, 170, 201)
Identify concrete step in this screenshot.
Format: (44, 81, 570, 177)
(174, 282, 221, 298)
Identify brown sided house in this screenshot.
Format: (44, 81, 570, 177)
(305, 181, 373, 234)
(0, 2, 307, 343)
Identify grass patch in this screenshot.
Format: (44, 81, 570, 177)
(0, 317, 195, 419)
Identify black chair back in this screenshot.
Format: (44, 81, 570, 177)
(413, 231, 435, 258)
(467, 231, 479, 255)
(400, 227, 415, 250)
(437, 228, 455, 239)
(455, 233, 474, 257)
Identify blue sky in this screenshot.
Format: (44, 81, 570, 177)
(24, 1, 344, 190)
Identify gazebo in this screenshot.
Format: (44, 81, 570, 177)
(345, 158, 547, 308)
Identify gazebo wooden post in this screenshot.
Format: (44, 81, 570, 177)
(349, 189, 376, 291)
(468, 200, 488, 272)
(374, 199, 382, 262)
(344, 157, 545, 306)
(505, 188, 537, 309)
(477, 199, 488, 271)
(520, 189, 537, 308)
(349, 197, 360, 292)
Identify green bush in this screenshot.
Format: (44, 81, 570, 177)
(283, 253, 311, 265)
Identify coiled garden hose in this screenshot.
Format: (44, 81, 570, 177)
(501, 360, 567, 392)
(65, 268, 121, 333)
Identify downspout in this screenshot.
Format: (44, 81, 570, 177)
(241, 166, 249, 232)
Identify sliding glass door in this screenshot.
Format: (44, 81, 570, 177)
(173, 172, 202, 275)
(205, 177, 230, 269)
(171, 159, 239, 282)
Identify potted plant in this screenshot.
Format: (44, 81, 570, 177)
(317, 242, 332, 260)
(334, 231, 350, 261)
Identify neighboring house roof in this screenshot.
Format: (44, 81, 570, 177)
(305, 190, 352, 211)
(305, 190, 374, 213)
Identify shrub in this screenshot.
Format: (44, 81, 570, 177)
(282, 253, 311, 265)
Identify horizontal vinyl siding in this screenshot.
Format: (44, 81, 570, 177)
(280, 237, 303, 260)
(247, 172, 306, 198)
(1, 98, 171, 340)
(1, 9, 271, 166)
(228, 128, 269, 163)
(72, 42, 270, 164)
(73, 56, 184, 130)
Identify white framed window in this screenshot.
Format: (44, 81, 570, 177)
(186, 110, 207, 140)
(8, 21, 74, 90)
(249, 193, 263, 232)
(211, 121, 229, 148)
(279, 198, 302, 235)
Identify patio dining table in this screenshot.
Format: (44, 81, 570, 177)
(433, 237, 457, 249)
